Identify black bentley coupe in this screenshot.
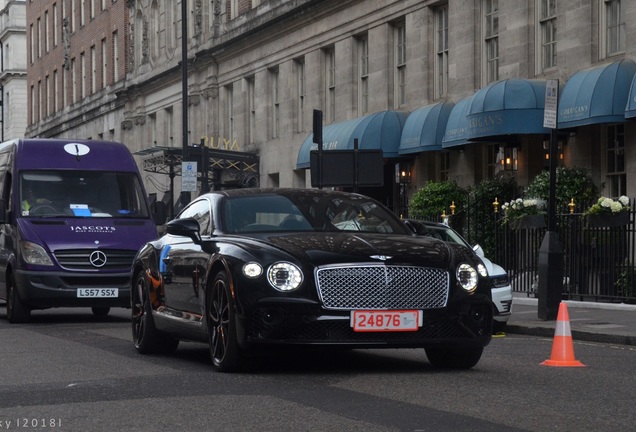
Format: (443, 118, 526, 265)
(131, 188, 492, 371)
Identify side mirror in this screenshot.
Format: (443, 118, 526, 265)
(0, 198, 6, 223)
(472, 244, 485, 258)
(403, 220, 417, 234)
(165, 218, 202, 244)
(151, 201, 168, 225)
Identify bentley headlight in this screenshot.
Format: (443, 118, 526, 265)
(20, 241, 54, 266)
(242, 262, 263, 278)
(477, 263, 488, 278)
(457, 263, 478, 292)
(267, 262, 303, 291)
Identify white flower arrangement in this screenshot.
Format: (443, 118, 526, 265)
(501, 198, 547, 227)
(585, 196, 630, 216)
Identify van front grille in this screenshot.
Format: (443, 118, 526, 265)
(54, 249, 136, 271)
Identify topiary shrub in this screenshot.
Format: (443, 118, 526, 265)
(525, 166, 599, 212)
(466, 176, 519, 258)
(409, 181, 467, 222)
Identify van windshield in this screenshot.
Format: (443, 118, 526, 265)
(20, 170, 150, 218)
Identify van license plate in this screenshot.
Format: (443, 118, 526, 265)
(77, 288, 119, 298)
(351, 310, 422, 332)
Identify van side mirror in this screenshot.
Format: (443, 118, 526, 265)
(151, 201, 168, 225)
(0, 199, 6, 223)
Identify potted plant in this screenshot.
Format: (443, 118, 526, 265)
(501, 198, 547, 229)
(584, 196, 630, 227)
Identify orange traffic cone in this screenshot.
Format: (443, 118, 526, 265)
(541, 302, 585, 367)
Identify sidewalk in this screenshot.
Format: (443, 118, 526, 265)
(505, 293, 636, 346)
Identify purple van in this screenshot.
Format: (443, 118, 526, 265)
(0, 139, 161, 323)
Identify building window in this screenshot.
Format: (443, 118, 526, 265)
(601, 0, 625, 57)
(45, 75, 50, 117)
(101, 39, 107, 88)
(29, 24, 34, 63)
(247, 76, 255, 143)
(487, 144, 499, 178)
(37, 81, 42, 122)
(53, 69, 58, 113)
(435, 5, 449, 98)
(30, 85, 34, 125)
(538, 0, 557, 71)
(45, 11, 50, 53)
(53, 3, 58, 47)
(37, 18, 41, 58)
(606, 124, 626, 197)
(71, 58, 77, 103)
(270, 68, 280, 139)
(63, 66, 68, 107)
(80, 52, 86, 99)
(325, 47, 335, 123)
(112, 31, 119, 82)
(295, 58, 305, 132)
(230, 0, 238, 19)
(90, 0, 95, 19)
(439, 152, 450, 181)
(357, 35, 369, 115)
(71, 0, 76, 32)
(483, 0, 499, 84)
(90, 46, 96, 94)
(394, 23, 406, 107)
(80, 0, 86, 26)
(226, 84, 234, 141)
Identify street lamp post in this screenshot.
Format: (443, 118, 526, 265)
(180, 0, 191, 207)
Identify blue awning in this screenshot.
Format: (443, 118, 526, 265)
(296, 110, 408, 169)
(398, 101, 454, 154)
(466, 78, 550, 140)
(441, 95, 474, 148)
(559, 59, 636, 127)
(624, 63, 636, 118)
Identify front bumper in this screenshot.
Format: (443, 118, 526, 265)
(241, 297, 493, 348)
(13, 269, 131, 309)
(491, 285, 513, 323)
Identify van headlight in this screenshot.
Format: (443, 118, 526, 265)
(457, 263, 478, 292)
(267, 262, 303, 291)
(20, 241, 54, 266)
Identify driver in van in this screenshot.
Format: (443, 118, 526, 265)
(21, 185, 52, 214)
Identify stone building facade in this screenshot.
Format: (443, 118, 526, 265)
(24, 0, 636, 212)
(0, 0, 27, 140)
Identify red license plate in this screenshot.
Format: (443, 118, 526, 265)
(351, 310, 422, 332)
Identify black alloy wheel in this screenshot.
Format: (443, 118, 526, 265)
(131, 271, 178, 354)
(425, 346, 484, 369)
(206, 271, 243, 372)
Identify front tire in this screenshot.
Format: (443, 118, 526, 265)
(131, 271, 179, 354)
(206, 271, 244, 372)
(7, 274, 30, 323)
(425, 346, 484, 369)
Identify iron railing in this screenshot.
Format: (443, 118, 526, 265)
(408, 204, 636, 304)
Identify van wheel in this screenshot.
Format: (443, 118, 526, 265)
(91, 307, 110, 317)
(7, 275, 31, 323)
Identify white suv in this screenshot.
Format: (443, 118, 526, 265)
(404, 220, 513, 333)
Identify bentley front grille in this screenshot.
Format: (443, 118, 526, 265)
(316, 265, 449, 310)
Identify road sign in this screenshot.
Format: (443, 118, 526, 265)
(182, 161, 198, 192)
(544, 79, 559, 129)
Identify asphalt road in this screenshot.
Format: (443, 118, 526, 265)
(0, 306, 634, 432)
